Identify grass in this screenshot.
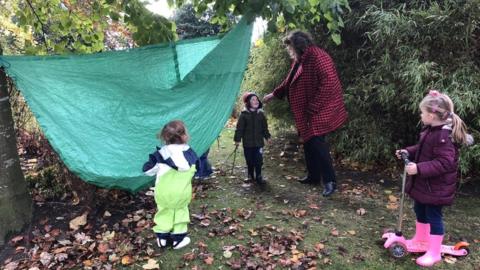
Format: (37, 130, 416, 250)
(127, 128, 480, 269)
(2, 127, 478, 269)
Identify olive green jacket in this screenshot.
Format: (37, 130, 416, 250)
(234, 109, 271, 147)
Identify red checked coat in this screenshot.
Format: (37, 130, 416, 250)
(273, 46, 347, 142)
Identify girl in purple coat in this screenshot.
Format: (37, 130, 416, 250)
(396, 90, 473, 267)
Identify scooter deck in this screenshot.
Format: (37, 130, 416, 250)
(382, 232, 468, 256)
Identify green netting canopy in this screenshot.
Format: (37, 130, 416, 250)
(0, 18, 253, 192)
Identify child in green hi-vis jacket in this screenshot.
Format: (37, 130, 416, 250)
(142, 120, 198, 249)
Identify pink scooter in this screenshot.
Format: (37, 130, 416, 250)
(382, 153, 469, 258)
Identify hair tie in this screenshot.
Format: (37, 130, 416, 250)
(428, 90, 440, 97)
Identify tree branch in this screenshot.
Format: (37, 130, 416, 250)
(25, 0, 50, 53)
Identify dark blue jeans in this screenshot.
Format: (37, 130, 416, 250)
(303, 135, 336, 184)
(195, 150, 213, 178)
(414, 201, 444, 235)
(243, 147, 263, 179)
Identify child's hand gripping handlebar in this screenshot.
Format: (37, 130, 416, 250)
(400, 152, 410, 165)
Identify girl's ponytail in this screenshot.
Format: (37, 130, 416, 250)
(450, 113, 470, 146)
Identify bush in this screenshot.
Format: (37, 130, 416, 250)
(241, 0, 480, 176)
(240, 35, 294, 131)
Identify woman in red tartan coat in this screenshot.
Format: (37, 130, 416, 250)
(264, 31, 347, 197)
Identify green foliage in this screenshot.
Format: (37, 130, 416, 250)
(171, 0, 350, 45)
(240, 34, 292, 130)
(173, 4, 223, 39)
(242, 0, 480, 175)
(339, 0, 480, 174)
(0, 0, 27, 55)
(11, 0, 175, 55)
(26, 165, 67, 200)
(15, 0, 114, 54)
(122, 0, 176, 46)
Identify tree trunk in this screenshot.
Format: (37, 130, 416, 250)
(0, 66, 32, 245)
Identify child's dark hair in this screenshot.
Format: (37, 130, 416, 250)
(157, 120, 188, 145)
(243, 92, 263, 109)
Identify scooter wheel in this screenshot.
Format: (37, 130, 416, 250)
(389, 242, 407, 258)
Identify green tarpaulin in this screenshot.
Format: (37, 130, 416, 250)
(0, 18, 252, 192)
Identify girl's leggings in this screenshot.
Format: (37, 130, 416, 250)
(414, 201, 444, 235)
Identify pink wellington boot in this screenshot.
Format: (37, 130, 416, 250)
(406, 222, 430, 252)
(416, 234, 443, 267)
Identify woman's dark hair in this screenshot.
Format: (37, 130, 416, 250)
(157, 120, 187, 144)
(283, 30, 314, 56)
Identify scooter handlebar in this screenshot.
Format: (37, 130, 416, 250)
(400, 152, 410, 165)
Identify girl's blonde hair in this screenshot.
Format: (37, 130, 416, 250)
(157, 120, 188, 145)
(419, 90, 469, 145)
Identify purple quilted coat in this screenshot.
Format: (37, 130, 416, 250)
(405, 125, 459, 206)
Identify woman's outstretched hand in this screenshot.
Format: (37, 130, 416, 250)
(263, 93, 274, 103)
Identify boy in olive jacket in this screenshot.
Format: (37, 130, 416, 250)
(234, 92, 271, 184)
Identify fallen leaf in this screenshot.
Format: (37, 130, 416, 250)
(83, 259, 93, 267)
(98, 242, 109, 253)
(200, 219, 211, 227)
(183, 252, 196, 261)
(223, 250, 233, 258)
(4, 262, 19, 270)
(444, 256, 457, 264)
(71, 191, 80, 205)
(331, 229, 339, 236)
(69, 212, 88, 231)
(58, 239, 72, 246)
(347, 230, 356, 235)
(109, 254, 119, 262)
(142, 258, 159, 269)
(40, 251, 53, 266)
(102, 231, 115, 241)
(314, 243, 325, 252)
(204, 256, 214, 265)
(386, 203, 399, 210)
(294, 209, 307, 217)
(197, 241, 208, 249)
(104, 211, 112, 217)
(223, 245, 236, 251)
(388, 195, 398, 202)
(55, 253, 68, 262)
(53, 247, 69, 254)
(237, 208, 253, 220)
(121, 255, 134, 265)
(10, 235, 24, 244)
(308, 204, 320, 210)
(356, 208, 366, 216)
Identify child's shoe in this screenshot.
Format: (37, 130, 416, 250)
(172, 233, 191, 249)
(256, 175, 266, 185)
(155, 232, 170, 248)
